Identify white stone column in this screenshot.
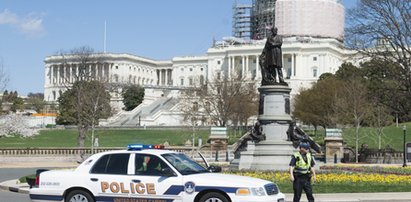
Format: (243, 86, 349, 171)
(50, 65, 54, 84)
(228, 56, 231, 78)
(256, 55, 260, 79)
(159, 69, 162, 85)
(57, 65, 61, 84)
(293, 54, 296, 77)
(245, 56, 249, 78)
(242, 56, 245, 78)
(166, 69, 168, 85)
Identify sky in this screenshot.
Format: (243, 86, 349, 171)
(0, 0, 357, 96)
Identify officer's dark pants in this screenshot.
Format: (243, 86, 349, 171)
(293, 174, 314, 202)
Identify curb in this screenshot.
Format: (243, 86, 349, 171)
(0, 180, 29, 194)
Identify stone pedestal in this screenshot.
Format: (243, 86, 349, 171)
(208, 127, 228, 151)
(324, 137, 344, 163)
(237, 85, 295, 170)
(325, 129, 344, 163)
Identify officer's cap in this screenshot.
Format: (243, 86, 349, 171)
(299, 142, 310, 149)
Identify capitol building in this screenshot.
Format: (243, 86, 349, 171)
(44, 0, 354, 126)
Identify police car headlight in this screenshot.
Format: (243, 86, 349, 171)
(236, 188, 250, 196)
(251, 187, 266, 196)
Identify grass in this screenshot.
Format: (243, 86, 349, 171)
(0, 127, 246, 148)
(304, 122, 411, 152)
(0, 123, 409, 151)
(342, 123, 411, 152)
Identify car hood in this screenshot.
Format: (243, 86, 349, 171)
(182, 173, 272, 188)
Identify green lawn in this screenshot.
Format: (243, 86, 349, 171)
(0, 123, 409, 151)
(305, 123, 411, 152)
(342, 123, 411, 152)
(0, 129, 211, 147)
(0, 126, 246, 148)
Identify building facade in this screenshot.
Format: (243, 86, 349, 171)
(44, 0, 352, 126)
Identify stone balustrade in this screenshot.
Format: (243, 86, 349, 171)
(0, 147, 235, 162)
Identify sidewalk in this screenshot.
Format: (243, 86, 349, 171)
(1, 161, 411, 201)
(1, 178, 411, 202)
(284, 193, 411, 202)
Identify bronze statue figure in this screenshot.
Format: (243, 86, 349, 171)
(259, 27, 286, 85)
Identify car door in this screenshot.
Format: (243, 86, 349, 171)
(87, 153, 133, 201)
(128, 153, 183, 202)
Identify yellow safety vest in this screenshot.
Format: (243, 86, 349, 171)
(293, 152, 312, 174)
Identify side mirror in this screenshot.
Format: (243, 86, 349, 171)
(161, 167, 177, 177)
(207, 165, 222, 173)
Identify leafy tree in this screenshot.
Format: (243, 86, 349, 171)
(57, 80, 111, 148)
(122, 85, 145, 111)
(11, 97, 24, 112)
(361, 59, 409, 121)
(57, 46, 111, 155)
(293, 75, 342, 130)
(26, 93, 46, 113)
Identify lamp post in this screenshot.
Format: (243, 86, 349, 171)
(403, 125, 407, 167)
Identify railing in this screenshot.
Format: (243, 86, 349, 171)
(366, 151, 405, 164)
(0, 146, 235, 162)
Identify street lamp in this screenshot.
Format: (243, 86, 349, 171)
(403, 125, 407, 167)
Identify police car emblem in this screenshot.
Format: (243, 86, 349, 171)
(184, 181, 195, 194)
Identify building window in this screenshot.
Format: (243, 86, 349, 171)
(190, 68, 193, 71)
(180, 79, 184, 86)
(217, 60, 221, 65)
(200, 68, 203, 71)
(189, 78, 193, 85)
(288, 58, 292, 62)
(312, 67, 318, 77)
(200, 75, 204, 85)
(253, 59, 256, 64)
(313, 57, 317, 61)
(116, 66, 118, 69)
(181, 68, 184, 71)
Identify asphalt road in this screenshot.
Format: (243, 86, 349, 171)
(0, 168, 40, 202)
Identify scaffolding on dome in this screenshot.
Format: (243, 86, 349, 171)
(232, 4, 252, 39)
(251, 0, 277, 40)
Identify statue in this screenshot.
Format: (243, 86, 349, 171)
(233, 121, 266, 156)
(259, 27, 286, 85)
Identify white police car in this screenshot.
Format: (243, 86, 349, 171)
(30, 144, 285, 202)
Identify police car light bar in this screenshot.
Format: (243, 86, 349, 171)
(127, 144, 164, 150)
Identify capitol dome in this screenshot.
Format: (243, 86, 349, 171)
(275, 0, 345, 41)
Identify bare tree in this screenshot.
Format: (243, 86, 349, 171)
(366, 102, 393, 149)
(346, 0, 411, 120)
(334, 78, 372, 163)
(180, 73, 258, 127)
(0, 58, 9, 92)
(56, 47, 111, 155)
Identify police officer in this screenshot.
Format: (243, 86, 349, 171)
(289, 141, 316, 202)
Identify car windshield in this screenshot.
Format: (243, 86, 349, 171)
(162, 153, 208, 175)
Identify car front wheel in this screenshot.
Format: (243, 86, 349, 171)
(198, 192, 230, 202)
(65, 189, 95, 202)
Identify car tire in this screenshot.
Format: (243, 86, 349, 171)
(65, 189, 95, 202)
(198, 192, 230, 202)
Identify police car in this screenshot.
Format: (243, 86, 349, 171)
(30, 144, 285, 202)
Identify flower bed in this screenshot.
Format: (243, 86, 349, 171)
(320, 165, 411, 175)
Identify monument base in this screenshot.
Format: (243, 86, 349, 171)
(238, 141, 295, 170)
(232, 84, 295, 171)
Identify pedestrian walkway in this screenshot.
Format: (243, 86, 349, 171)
(1, 178, 411, 202)
(1, 161, 411, 201)
(284, 193, 411, 202)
